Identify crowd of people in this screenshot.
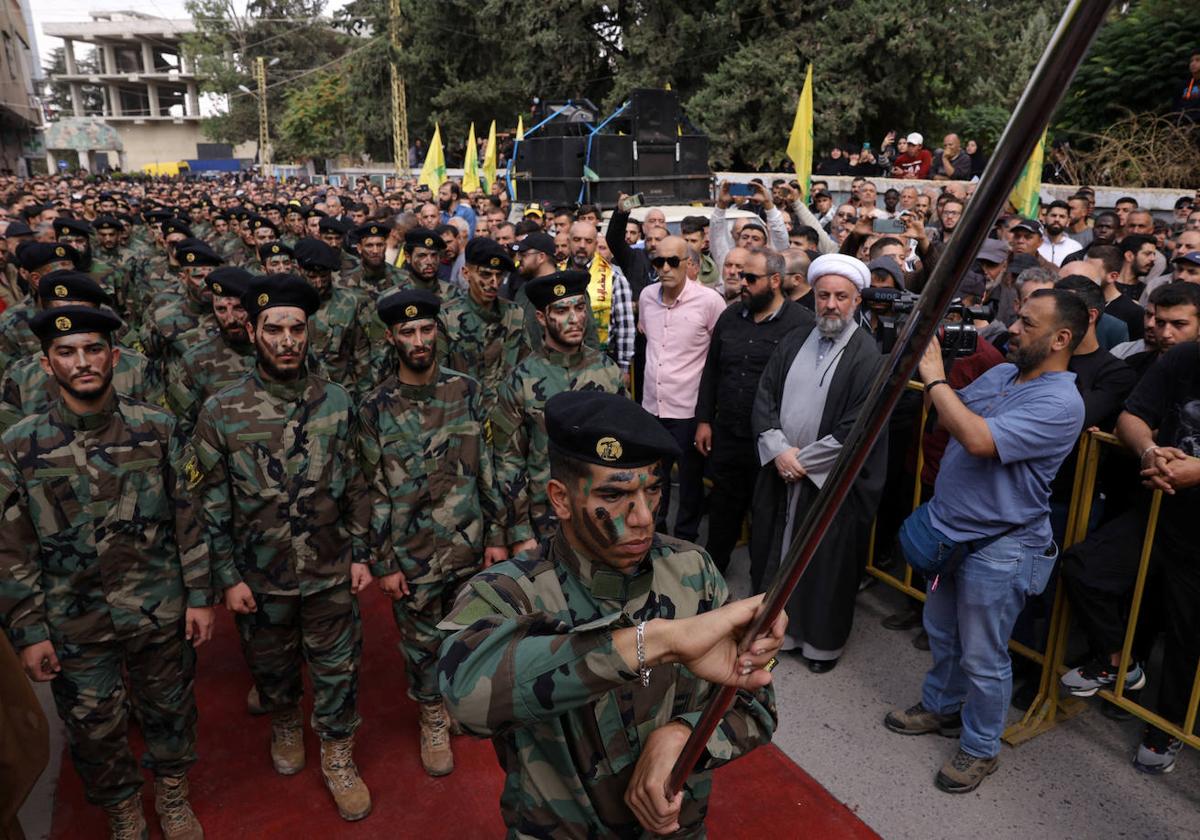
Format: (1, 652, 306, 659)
(0, 166, 1196, 838)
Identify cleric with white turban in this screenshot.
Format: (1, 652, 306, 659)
(807, 253, 871, 290)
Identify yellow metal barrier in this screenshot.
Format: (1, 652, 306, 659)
(860, 386, 1200, 749)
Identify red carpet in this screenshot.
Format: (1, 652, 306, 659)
(50, 592, 877, 839)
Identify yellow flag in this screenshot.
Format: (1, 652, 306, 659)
(462, 123, 481, 194)
(786, 64, 814, 200)
(483, 120, 497, 190)
(516, 115, 524, 141)
(1010, 130, 1047, 218)
(418, 123, 446, 191)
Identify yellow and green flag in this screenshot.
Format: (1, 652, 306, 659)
(482, 120, 498, 190)
(418, 123, 446, 191)
(462, 123, 481, 194)
(1010, 130, 1047, 218)
(786, 64, 814, 200)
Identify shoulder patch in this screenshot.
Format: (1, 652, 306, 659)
(182, 454, 204, 490)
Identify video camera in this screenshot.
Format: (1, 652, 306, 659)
(859, 287, 996, 359)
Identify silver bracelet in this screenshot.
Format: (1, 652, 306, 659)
(636, 621, 651, 687)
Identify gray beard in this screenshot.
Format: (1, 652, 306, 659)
(818, 315, 849, 339)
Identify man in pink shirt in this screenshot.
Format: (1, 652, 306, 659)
(637, 235, 727, 541)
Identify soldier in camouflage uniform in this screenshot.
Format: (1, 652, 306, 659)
(293, 240, 375, 399)
(215, 210, 251, 267)
(281, 204, 306, 248)
(0, 306, 212, 840)
(53, 218, 128, 317)
(397, 227, 456, 298)
(318, 217, 360, 275)
(257, 241, 295, 275)
(509, 232, 599, 352)
(355, 289, 505, 777)
(0, 220, 33, 311)
(164, 268, 255, 436)
(0, 243, 80, 374)
(188, 274, 373, 822)
(438, 391, 784, 839)
(342, 222, 404, 296)
(92, 216, 137, 321)
(493, 271, 624, 552)
(129, 218, 195, 325)
(144, 239, 222, 368)
(0, 271, 161, 433)
(440, 237, 530, 404)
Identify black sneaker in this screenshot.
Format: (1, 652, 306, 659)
(1060, 658, 1146, 698)
(884, 703, 962, 737)
(1133, 726, 1183, 775)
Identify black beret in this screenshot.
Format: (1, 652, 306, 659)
(284, 203, 305, 216)
(464, 237, 516, 272)
(512, 232, 556, 257)
(161, 218, 193, 238)
(293, 238, 340, 271)
(545, 391, 680, 468)
(144, 209, 174, 223)
(243, 273, 321, 321)
(304, 207, 328, 220)
(3, 220, 33, 237)
(525, 270, 589, 309)
(31, 304, 123, 342)
(377, 288, 440, 326)
(175, 239, 224, 267)
(257, 241, 295, 262)
(355, 221, 392, 240)
(38, 270, 110, 306)
(206, 267, 255, 300)
(18, 241, 80, 271)
(53, 217, 94, 238)
(248, 214, 279, 233)
(92, 215, 122, 232)
(404, 227, 445, 252)
(318, 217, 350, 235)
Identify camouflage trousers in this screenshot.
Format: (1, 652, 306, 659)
(49, 622, 197, 807)
(234, 583, 362, 740)
(392, 572, 470, 704)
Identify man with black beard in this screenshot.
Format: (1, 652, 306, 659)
(695, 247, 813, 573)
(1037, 201, 1083, 266)
(750, 254, 886, 672)
(53, 217, 128, 317)
(509, 232, 598, 350)
(397, 227, 456, 299)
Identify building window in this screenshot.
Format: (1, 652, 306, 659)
(3, 34, 14, 81)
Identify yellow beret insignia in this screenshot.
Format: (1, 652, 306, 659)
(490, 257, 500, 267)
(55, 316, 72, 331)
(186, 252, 196, 263)
(404, 304, 418, 318)
(424, 237, 435, 247)
(257, 293, 269, 307)
(54, 284, 68, 298)
(55, 246, 66, 257)
(596, 437, 623, 462)
(212, 282, 224, 295)
(553, 284, 566, 296)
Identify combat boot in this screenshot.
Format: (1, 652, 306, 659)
(419, 701, 454, 776)
(154, 775, 204, 840)
(320, 737, 372, 821)
(270, 706, 306, 775)
(104, 793, 148, 840)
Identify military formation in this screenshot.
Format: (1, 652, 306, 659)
(0, 178, 782, 840)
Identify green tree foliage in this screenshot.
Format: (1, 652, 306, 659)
(183, 0, 350, 147)
(42, 47, 105, 117)
(1055, 0, 1200, 137)
(275, 71, 362, 160)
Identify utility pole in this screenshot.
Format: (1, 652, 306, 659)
(256, 55, 270, 172)
(389, 0, 409, 179)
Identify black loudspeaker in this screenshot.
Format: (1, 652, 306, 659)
(588, 135, 634, 205)
(630, 89, 680, 144)
(513, 137, 585, 206)
(676, 136, 711, 202)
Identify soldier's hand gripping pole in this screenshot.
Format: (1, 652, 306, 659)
(665, 0, 1114, 798)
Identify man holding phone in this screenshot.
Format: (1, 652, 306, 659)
(711, 181, 789, 273)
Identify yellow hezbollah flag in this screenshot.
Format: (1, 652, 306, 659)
(786, 64, 814, 200)
(482, 120, 498, 190)
(418, 123, 447, 191)
(1011, 130, 1047, 218)
(462, 123, 481, 194)
(516, 115, 525, 141)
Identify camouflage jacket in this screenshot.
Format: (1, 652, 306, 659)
(308, 287, 373, 399)
(0, 393, 213, 649)
(87, 257, 126, 312)
(190, 369, 369, 597)
(0, 264, 25, 312)
(164, 334, 255, 436)
(341, 262, 404, 298)
(438, 532, 777, 839)
(439, 293, 531, 405)
(356, 369, 504, 583)
(0, 347, 163, 434)
(216, 236, 251, 267)
(0, 301, 37, 376)
(395, 266, 458, 300)
(493, 347, 625, 544)
(145, 288, 219, 364)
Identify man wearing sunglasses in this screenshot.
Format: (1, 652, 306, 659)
(637, 236, 726, 543)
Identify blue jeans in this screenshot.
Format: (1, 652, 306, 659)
(920, 534, 1057, 758)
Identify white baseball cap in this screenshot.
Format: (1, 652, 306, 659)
(906, 132, 924, 146)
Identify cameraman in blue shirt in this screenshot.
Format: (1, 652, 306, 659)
(885, 289, 1088, 793)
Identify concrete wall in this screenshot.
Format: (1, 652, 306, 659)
(116, 122, 205, 171)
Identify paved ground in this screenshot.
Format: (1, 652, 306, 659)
(18, 543, 1200, 840)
